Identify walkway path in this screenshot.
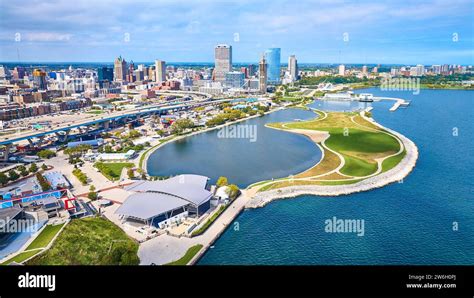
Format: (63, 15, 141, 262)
(138, 188, 251, 265)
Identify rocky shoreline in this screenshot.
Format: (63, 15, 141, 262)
(245, 116, 419, 209)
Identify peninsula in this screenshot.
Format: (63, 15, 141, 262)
(245, 109, 418, 208)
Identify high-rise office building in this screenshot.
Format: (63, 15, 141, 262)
(431, 65, 441, 75)
(288, 55, 298, 81)
(114, 56, 127, 82)
(259, 54, 268, 93)
(214, 44, 232, 82)
(155, 60, 166, 83)
(12, 67, 26, 80)
(240, 67, 248, 78)
(248, 64, 257, 77)
(264, 48, 281, 84)
(225, 71, 245, 88)
(32, 69, 47, 90)
(338, 64, 346, 76)
(97, 67, 114, 88)
(127, 61, 135, 82)
(0, 66, 11, 81)
(416, 64, 425, 76)
(362, 65, 368, 74)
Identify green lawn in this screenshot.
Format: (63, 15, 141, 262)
(166, 244, 203, 265)
(86, 110, 103, 115)
(1, 249, 42, 265)
(340, 154, 378, 177)
(27, 217, 139, 265)
(258, 111, 406, 189)
(324, 128, 400, 154)
(191, 205, 226, 237)
(95, 162, 134, 181)
(26, 223, 65, 250)
(382, 149, 407, 172)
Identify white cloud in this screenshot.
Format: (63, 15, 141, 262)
(25, 32, 72, 42)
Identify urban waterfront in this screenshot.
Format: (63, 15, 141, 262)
(168, 88, 474, 265)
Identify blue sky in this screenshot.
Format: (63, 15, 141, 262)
(0, 0, 472, 64)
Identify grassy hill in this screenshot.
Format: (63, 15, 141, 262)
(27, 217, 139, 265)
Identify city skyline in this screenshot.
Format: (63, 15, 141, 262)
(0, 0, 473, 65)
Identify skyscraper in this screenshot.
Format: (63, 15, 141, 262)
(225, 71, 245, 88)
(214, 44, 232, 82)
(97, 67, 113, 88)
(259, 54, 268, 93)
(32, 69, 47, 90)
(155, 60, 166, 83)
(288, 55, 298, 81)
(127, 61, 135, 82)
(114, 56, 127, 82)
(338, 64, 346, 76)
(248, 64, 257, 77)
(264, 48, 281, 84)
(416, 64, 425, 76)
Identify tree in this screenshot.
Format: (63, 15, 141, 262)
(35, 172, 51, 191)
(37, 149, 56, 159)
(88, 186, 98, 200)
(170, 118, 194, 135)
(155, 129, 165, 137)
(29, 163, 38, 173)
(126, 129, 142, 140)
(8, 170, 19, 181)
(0, 172, 8, 185)
(17, 165, 29, 177)
(127, 168, 135, 179)
(41, 164, 48, 171)
(226, 184, 240, 200)
(64, 144, 92, 158)
(216, 176, 228, 187)
(103, 145, 113, 153)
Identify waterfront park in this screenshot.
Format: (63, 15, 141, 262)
(251, 109, 406, 192)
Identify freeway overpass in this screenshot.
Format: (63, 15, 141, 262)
(0, 97, 232, 157)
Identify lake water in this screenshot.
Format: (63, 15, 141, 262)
(151, 88, 474, 265)
(147, 108, 322, 187)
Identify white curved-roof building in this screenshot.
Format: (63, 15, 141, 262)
(115, 175, 212, 228)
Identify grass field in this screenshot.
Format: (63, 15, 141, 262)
(1, 249, 42, 265)
(27, 217, 139, 265)
(95, 162, 134, 181)
(86, 110, 103, 115)
(255, 110, 405, 191)
(26, 223, 65, 250)
(165, 244, 203, 265)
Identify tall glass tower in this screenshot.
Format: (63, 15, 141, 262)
(264, 48, 281, 84)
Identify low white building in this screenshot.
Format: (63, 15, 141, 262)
(97, 150, 136, 161)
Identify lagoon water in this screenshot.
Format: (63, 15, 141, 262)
(150, 88, 474, 265)
(147, 108, 322, 187)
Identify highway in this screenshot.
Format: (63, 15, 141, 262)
(0, 96, 232, 146)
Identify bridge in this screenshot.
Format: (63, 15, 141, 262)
(0, 97, 232, 159)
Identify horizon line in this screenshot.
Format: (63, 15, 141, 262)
(0, 61, 469, 66)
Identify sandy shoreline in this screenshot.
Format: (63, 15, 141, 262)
(245, 114, 419, 208)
